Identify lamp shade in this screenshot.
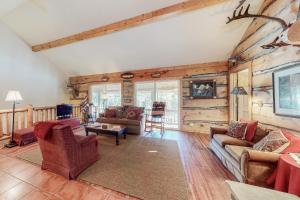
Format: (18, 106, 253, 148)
(5, 91, 23, 102)
(231, 87, 248, 95)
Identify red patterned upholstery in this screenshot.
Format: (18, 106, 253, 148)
(37, 124, 98, 179)
(14, 127, 37, 146)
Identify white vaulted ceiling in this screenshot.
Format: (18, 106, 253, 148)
(0, 0, 263, 76)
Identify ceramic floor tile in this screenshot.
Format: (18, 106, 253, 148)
(0, 173, 22, 194)
(3, 161, 32, 175)
(20, 189, 50, 200)
(81, 186, 108, 200)
(38, 174, 67, 193)
(57, 180, 89, 200)
(13, 165, 41, 181)
(0, 182, 35, 200)
(25, 170, 55, 188)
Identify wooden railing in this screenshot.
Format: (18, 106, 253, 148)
(0, 105, 82, 140)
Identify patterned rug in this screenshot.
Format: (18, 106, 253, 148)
(16, 136, 188, 200)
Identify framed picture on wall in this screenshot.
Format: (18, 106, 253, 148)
(190, 80, 217, 99)
(273, 65, 300, 118)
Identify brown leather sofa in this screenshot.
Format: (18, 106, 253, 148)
(97, 106, 144, 135)
(209, 126, 280, 187)
(37, 124, 98, 179)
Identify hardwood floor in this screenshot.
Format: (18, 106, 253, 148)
(0, 131, 235, 200)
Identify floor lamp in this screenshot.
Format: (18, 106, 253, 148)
(231, 87, 248, 121)
(5, 90, 23, 148)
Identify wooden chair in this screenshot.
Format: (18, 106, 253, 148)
(144, 102, 166, 134)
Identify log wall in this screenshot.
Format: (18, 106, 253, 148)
(69, 61, 229, 134)
(230, 0, 300, 134)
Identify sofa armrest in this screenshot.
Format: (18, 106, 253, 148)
(242, 149, 280, 163)
(240, 149, 279, 183)
(210, 127, 228, 139)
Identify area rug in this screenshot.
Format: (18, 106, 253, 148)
(16, 136, 188, 200)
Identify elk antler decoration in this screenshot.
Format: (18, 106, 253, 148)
(227, 3, 300, 49)
(226, 4, 288, 30)
(235, 0, 247, 10)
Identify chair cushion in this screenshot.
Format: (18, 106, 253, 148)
(253, 130, 290, 153)
(227, 121, 248, 139)
(213, 134, 253, 147)
(98, 117, 140, 126)
(225, 145, 252, 162)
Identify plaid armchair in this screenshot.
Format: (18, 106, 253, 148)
(37, 124, 98, 179)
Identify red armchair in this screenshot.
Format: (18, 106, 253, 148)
(37, 124, 98, 179)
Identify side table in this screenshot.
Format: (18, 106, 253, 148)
(274, 154, 300, 197)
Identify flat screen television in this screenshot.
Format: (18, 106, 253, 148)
(56, 104, 73, 119)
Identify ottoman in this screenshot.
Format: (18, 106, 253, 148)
(14, 127, 37, 146)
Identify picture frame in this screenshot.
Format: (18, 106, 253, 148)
(189, 80, 217, 99)
(273, 65, 300, 118)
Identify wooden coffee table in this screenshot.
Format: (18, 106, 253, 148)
(85, 123, 127, 145)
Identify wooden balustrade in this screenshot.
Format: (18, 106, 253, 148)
(0, 104, 82, 140)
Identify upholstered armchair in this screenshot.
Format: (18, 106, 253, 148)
(37, 124, 98, 179)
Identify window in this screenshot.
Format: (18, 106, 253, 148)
(135, 80, 179, 129)
(90, 83, 121, 115)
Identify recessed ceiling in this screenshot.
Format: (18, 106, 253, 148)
(0, 0, 263, 76)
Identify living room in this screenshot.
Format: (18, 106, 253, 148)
(0, 0, 300, 200)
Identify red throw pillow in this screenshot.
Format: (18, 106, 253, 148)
(282, 129, 300, 153)
(126, 107, 142, 120)
(104, 108, 116, 118)
(240, 119, 258, 142)
(227, 121, 248, 139)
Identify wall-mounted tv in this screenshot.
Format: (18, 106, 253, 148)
(56, 104, 73, 119)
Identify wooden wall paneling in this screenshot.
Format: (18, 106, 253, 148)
(182, 108, 228, 122)
(122, 80, 134, 106)
(252, 104, 300, 132)
(230, 0, 300, 135)
(182, 121, 228, 134)
(233, 0, 298, 56)
(0, 114, 2, 137)
(248, 61, 253, 120)
(182, 99, 228, 108)
(235, 0, 297, 52)
(70, 61, 229, 134)
(70, 62, 228, 85)
(252, 73, 272, 88)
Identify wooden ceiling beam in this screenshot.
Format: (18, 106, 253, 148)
(32, 0, 228, 52)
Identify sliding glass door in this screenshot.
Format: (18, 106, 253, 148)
(135, 80, 180, 129)
(90, 83, 122, 117)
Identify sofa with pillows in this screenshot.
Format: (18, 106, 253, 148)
(97, 106, 144, 135)
(209, 119, 300, 187)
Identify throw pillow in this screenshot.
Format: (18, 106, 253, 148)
(227, 121, 248, 139)
(240, 119, 258, 142)
(282, 130, 300, 153)
(115, 107, 124, 118)
(104, 108, 116, 118)
(126, 107, 143, 120)
(253, 130, 290, 153)
(252, 125, 271, 143)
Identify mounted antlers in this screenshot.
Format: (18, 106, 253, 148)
(226, 4, 288, 30)
(226, 3, 300, 49)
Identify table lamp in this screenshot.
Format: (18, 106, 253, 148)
(5, 90, 23, 148)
